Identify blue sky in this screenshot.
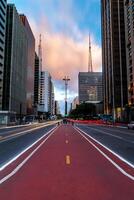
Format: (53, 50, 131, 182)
(8, 0, 101, 43)
(8, 0, 102, 114)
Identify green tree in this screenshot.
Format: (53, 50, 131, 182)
(69, 103, 96, 119)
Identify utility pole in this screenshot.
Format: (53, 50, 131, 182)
(63, 76, 70, 116)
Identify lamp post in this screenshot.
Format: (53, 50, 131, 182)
(63, 76, 70, 117)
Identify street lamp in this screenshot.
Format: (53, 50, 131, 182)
(63, 76, 70, 117)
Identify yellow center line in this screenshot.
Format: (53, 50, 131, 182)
(66, 155, 71, 165)
(65, 140, 69, 144)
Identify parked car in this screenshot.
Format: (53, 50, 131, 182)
(128, 121, 134, 129)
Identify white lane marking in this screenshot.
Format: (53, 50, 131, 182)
(87, 126, 134, 143)
(0, 122, 57, 142)
(0, 127, 58, 185)
(0, 126, 57, 171)
(88, 126, 123, 139)
(75, 126, 134, 169)
(98, 126, 134, 137)
(74, 127, 134, 181)
(0, 121, 57, 130)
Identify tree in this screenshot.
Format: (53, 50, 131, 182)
(69, 103, 96, 119)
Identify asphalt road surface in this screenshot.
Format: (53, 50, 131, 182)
(0, 122, 55, 169)
(76, 124, 134, 165)
(0, 124, 134, 200)
(0, 121, 57, 138)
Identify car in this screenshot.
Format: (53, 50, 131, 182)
(128, 121, 134, 129)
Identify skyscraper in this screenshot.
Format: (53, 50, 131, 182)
(78, 72, 103, 104)
(3, 4, 28, 116)
(50, 81, 55, 115)
(55, 101, 61, 116)
(20, 15, 35, 115)
(101, 0, 128, 120)
(0, 0, 7, 110)
(124, 1, 134, 105)
(34, 53, 40, 109)
(38, 71, 52, 113)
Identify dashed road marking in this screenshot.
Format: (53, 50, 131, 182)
(65, 140, 69, 144)
(66, 155, 71, 165)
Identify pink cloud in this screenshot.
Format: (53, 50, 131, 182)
(29, 15, 102, 95)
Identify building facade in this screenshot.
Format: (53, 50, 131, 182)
(50, 81, 55, 115)
(0, 0, 7, 110)
(3, 4, 28, 116)
(124, 0, 134, 105)
(20, 15, 35, 115)
(78, 72, 103, 104)
(38, 71, 51, 113)
(55, 101, 60, 115)
(34, 53, 39, 111)
(101, 0, 128, 120)
(72, 96, 79, 110)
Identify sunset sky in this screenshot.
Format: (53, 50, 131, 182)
(8, 0, 102, 113)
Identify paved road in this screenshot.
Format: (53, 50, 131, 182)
(76, 124, 134, 165)
(0, 121, 58, 138)
(0, 124, 134, 200)
(0, 124, 56, 169)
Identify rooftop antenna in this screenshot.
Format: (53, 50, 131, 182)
(88, 34, 93, 72)
(38, 34, 42, 72)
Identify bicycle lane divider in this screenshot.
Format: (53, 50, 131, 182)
(0, 124, 134, 200)
(0, 125, 58, 184)
(74, 126, 134, 180)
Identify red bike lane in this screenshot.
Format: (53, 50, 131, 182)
(0, 124, 134, 200)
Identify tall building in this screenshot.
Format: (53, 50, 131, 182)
(72, 96, 79, 110)
(3, 4, 28, 116)
(50, 81, 55, 115)
(124, 1, 134, 106)
(20, 15, 35, 115)
(0, 0, 7, 110)
(101, 0, 128, 119)
(34, 53, 39, 109)
(55, 101, 60, 115)
(78, 72, 103, 104)
(38, 71, 51, 113)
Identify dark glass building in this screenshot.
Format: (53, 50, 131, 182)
(3, 4, 28, 116)
(101, 0, 128, 120)
(0, 0, 7, 110)
(34, 53, 39, 109)
(78, 72, 103, 104)
(20, 15, 35, 115)
(124, 1, 134, 106)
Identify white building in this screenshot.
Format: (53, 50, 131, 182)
(38, 71, 51, 113)
(72, 96, 79, 110)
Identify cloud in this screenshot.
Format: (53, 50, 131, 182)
(10, 0, 102, 91)
(21, 0, 102, 113)
(30, 16, 102, 93)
